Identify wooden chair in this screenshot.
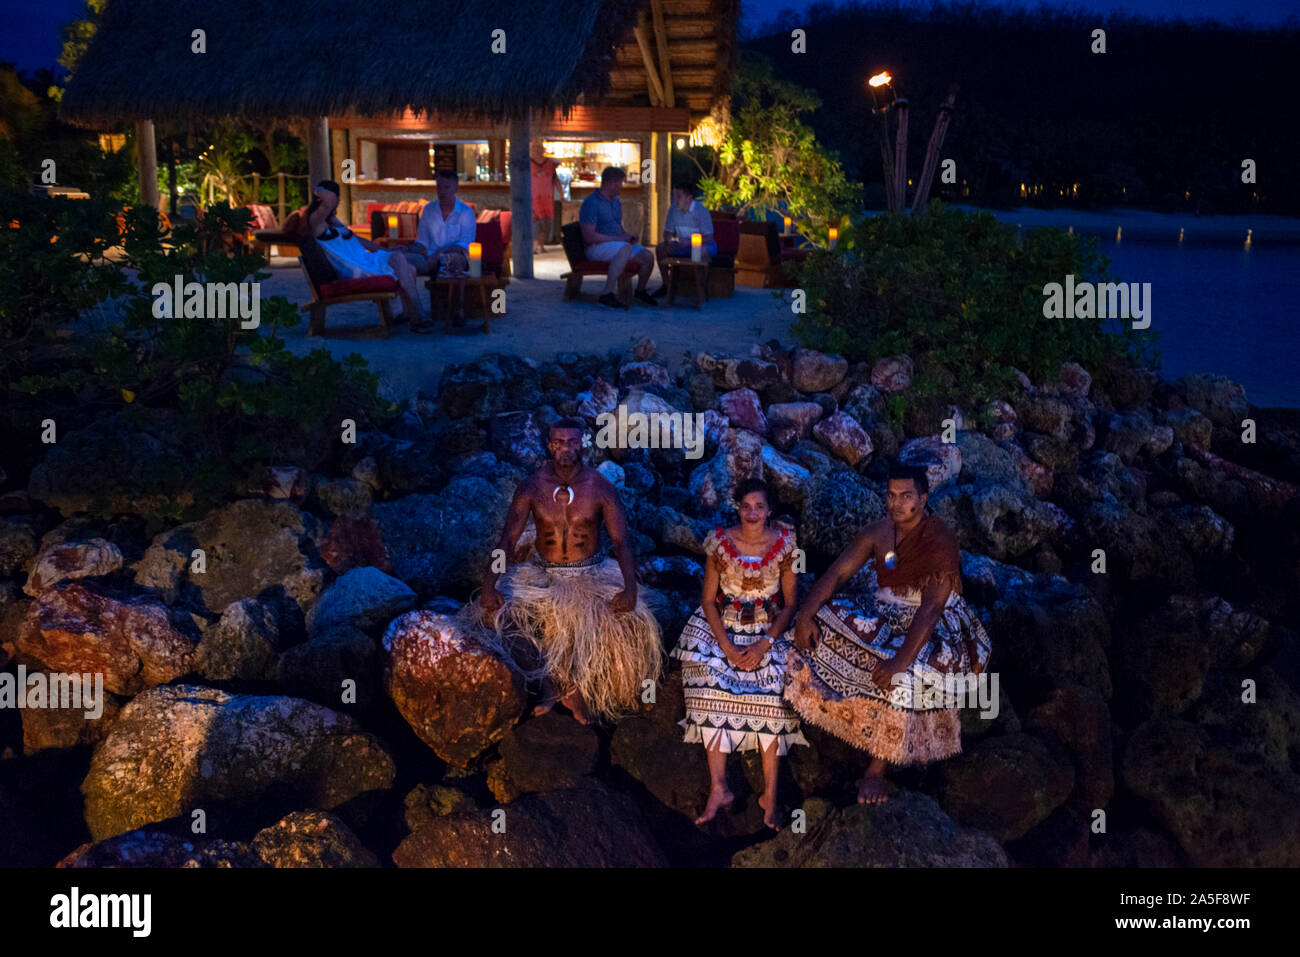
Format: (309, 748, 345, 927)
(558, 222, 639, 302)
(298, 257, 400, 338)
(736, 220, 808, 288)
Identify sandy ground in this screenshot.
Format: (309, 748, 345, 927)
(256, 248, 797, 402)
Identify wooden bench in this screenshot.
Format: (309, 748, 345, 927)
(298, 258, 400, 338)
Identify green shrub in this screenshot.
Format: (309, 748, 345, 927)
(791, 202, 1157, 416)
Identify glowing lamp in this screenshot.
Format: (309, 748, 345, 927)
(690, 232, 703, 262)
(828, 227, 838, 251)
(468, 242, 482, 278)
(783, 216, 792, 235)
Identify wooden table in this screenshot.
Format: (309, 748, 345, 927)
(664, 257, 710, 309)
(425, 275, 501, 333)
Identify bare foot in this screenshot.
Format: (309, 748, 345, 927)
(695, 787, 735, 825)
(531, 697, 557, 717)
(857, 773, 889, 805)
(559, 690, 591, 725)
(757, 794, 781, 830)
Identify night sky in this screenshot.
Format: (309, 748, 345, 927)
(1, 0, 1297, 75)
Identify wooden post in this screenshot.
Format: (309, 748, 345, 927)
(167, 139, 179, 215)
(911, 84, 959, 214)
(332, 126, 350, 222)
(509, 114, 533, 279)
(893, 100, 909, 212)
(307, 116, 331, 190)
(277, 172, 286, 223)
(252, 172, 260, 205)
(651, 132, 670, 244)
(135, 119, 159, 210)
(874, 108, 897, 213)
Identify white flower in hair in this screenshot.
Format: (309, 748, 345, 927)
(581, 431, 594, 449)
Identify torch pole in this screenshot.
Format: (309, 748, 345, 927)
(911, 84, 959, 214)
(874, 107, 897, 213)
(893, 99, 910, 212)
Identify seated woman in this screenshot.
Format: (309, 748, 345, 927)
(669, 478, 808, 830)
(299, 180, 425, 324)
(652, 181, 718, 298)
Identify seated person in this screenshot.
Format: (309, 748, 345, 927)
(389, 169, 478, 331)
(300, 180, 424, 324)
(653, 181, 717, 298)
(579, 166, 656, 310)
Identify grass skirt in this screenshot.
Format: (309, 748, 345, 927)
(670, 608, 808, 755)
(784, 587, 991, 765)
(478, 555, 664, 724)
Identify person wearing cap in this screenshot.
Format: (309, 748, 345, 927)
(301, 180, 425, 325)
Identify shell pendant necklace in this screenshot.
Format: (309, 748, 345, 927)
(552, 485, 574, 505)
(884, 521, 899, 570)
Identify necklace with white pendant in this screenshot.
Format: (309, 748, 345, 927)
(552, 485, 574, 505)
(884, 521, 899, 570)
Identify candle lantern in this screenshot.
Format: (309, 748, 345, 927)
(783, 216, 792, 235)
(468, 242, 483, 278)
(386, 214, 399, 237)
(828, 227, 838, 251)
(690, 232, 703, 263)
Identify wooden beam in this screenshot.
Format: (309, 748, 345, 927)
(308, 116, 331, 192)
(509, 116, 533, 279)
(135, 119, 159, 210)
(633, 17, 665, 107)
(651, 0, 675, 108)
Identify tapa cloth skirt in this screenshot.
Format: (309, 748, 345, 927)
(784, 587, 991, 765)
(671, 608, 808, 755)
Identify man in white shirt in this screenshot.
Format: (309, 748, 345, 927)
(394, 169, 479, 330)
(653, 182, 716, 298)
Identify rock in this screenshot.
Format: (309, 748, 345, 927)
(576, 377, 618, 424)
(22, 538, 123, 596)
(253, 465, 311, 503)
(81, 684, 395, 841)
(1003, 804, 1093, 867)
(1024, 685, 1114, 809)
(278, 625, 379, 712)
(1054, 362, 1092, 398)
(1079, 451, 1146, 510)
(1094, 358, 1157, 410)
(404, 783, 475, 830)
(27, 413, 192, 518)
(688, 428, 764, 510)
(765, 402, 823, 451)
(58, 831, 266, 868)
(1123, 716, 1300, 866)
(133, 499, 327, 614)
(394, 780, 667, 867)
(984, 398, 1018, 442)
(811, 411, 873, 467)
(732, 792, 1006, 867)
(251, 810, 379, 867)
(371, 476, 514, 596)
(686, 372, 716, 412)
(19, 676, 124, 754)
(1165, 504, 1234, 559)
(1020, 430, 1077, 477)
(437, 354, 541, 420)
(0, 516, 40, 576)
(1114, 597, 1209, 722)
(382, 610, 525, 766)
(642, 505, 710, 554)
(1160, 406, 1213, 451)
(761, 443, 812, 506)
(1178, 373, 1249, 428)
(899, 436, 962, 491)
(494, 712, 600, 797)
(618, 361, 671, 389)
(1017, 393, 1075, 442)
(305, 566, 416, 637)
(18, 580, 200, 695)
(313, 477, 373, 517)
(799, 468, 885, 558)
(955, 433, 1030, 494)
(1078, 497, 1194, 591)
(870, 355, 913, 393)
(791, 348, 848, 393)
(937, 733, 1075, 842)
(695, 353, 781, 392)
(488, 411, 547, 470)
(350, 435, 443, 496)
(1102, 410, 1172, 463)
(718, 388, 768, 435)
(196, 596, 289, 681)
(609, 672, 709, 818)
(930, 481, 1060, 560)
(351, 456, 380, 490)
(596, 461, 625, 487)
(319, 514, 392, 575)
(1196, 597, 1268, 668)
(989, 575, 1112, 703)
(631, 337, 656, 362)
(635, 554, 704, 590)
(841, 383, 886, 425)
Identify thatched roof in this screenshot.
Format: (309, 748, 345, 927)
(60, 0, 653, 126)
(605, 0, 740, 115)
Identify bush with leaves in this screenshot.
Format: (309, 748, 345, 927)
(791, 202, 1158, 418)
(1, 190, 394, 511)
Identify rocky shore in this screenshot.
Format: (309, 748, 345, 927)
(2, 338, 1298, 867)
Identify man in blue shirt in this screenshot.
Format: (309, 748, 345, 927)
(579, 167, 656, 309)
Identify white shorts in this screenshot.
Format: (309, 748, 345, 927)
(585, 241, 650, 261)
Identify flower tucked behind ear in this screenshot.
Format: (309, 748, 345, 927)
(581, 431, 594, 449)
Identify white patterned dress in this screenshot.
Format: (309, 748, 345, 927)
(670, 527, 809, 754)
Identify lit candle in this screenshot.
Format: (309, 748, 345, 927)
(783, 216, 792, 235)
(828, 227, 838, 251)
(690, 232, 702, 263)
(386, 215, 399, 236)
(468, 242, 482, 278)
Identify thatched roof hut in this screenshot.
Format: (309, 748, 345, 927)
(60, 0, 737, 125)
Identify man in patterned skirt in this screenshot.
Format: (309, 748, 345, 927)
(786, 463, 992, 804)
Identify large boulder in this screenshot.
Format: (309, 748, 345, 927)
(489, 411, 547, 470)
(799, 468, 885, 558)
(22, 538, 123, 596)
(811, 411, 873, 467)
(1177, 373, 1249, 428)
(870, 355, 913, 393)
(382, 610, 525, 767)
(937, 733, 1075, 842)
(195, 596, 298, 682)
(929, 481, 1061, 560)
(319, 514, 392, 576)
(58, 831, 266, 868)
(791, 348, 848, 393)
(393, 780, 667, 867)
(492, 712, 601, 798)
(133, 499, 327, 614)
(305, 566, 415, 637)
(81, 684, 395, 840)
(695, 353, 781, 392)
(1113, 597, 1210, 722)
(732, 792, 1006, 867)
(766, 402, 823, 451)
(718, 388, 768, 435)
(0, 516, 41, 577)
(278, 624, 379, 712)
(17, 580, 200, 695)
(251, 810, 379, 868)
(761, 443, 812, 507)
(688, 427, 764, 510)
(371, 476, 515, 596)
(19, 675, 125, 754)
(1024, 685, 1114, 809)
(437, 353, 541, 420)
(899, 436, 963, 492)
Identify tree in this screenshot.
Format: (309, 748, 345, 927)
(693, 54, 862, 242)
(49, 0, 109, 101)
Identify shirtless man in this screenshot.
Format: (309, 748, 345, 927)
(786, 464, 991, 804)
(479, 419, 661, 724)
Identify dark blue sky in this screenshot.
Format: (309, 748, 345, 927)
(1, 0, 1297, 75)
